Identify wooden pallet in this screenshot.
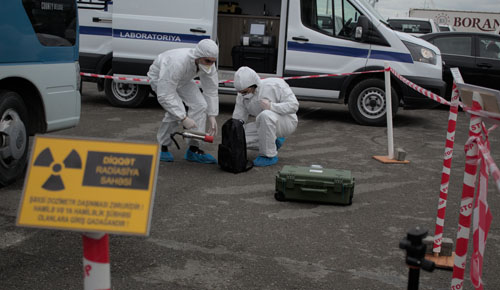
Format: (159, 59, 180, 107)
(425, 252, 455, 270)
(372, 155, 410, 164)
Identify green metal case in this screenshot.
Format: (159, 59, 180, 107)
(275, 165, 355, 205)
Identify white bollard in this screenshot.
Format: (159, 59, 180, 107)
(384, 62, 394, 159)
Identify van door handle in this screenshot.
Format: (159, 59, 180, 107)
(92, 17, 112, 23)
(292, 36, 309, 42)
(477, 62, 492, 68)
(190, 28, 207, 34)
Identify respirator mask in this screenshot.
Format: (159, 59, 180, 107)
(199, 64, 214, 74)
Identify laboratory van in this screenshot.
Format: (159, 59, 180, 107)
(0, 0, 81, 186)
(78, 0, 445, 126)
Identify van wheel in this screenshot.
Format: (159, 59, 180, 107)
(274, 191, 285, 202)
(0, 91, 29, 186)
(348, 78, 398, 126)
(104, 69, 150, 108)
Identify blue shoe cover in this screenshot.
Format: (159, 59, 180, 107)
(253, 156, 278, 167)
(160, 151, 174, 162)
(185, 149, 217, 164)
(275, 137, 286, 151)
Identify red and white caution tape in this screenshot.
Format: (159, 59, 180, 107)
(469, 131, 493, 290)
(432, 81, 460, 254)
(389, 67, 500, 124)
(451, 95, 484, 290)
(82, 67, 500, 125)
(448, 90, 498, 290)
(80, 72, 150, 84)
(83, 233, 111, 290)
(394, 68, 500, 289)
(273, 68, 388, 83)
(481, 126, 500, 193)
(392, 67, 500, 280)
(81, 69, 387, 85)
(389, 67, 451, 106)
(462, 106, 500, 125)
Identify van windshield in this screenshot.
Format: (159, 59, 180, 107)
(357, 0, 387, 24)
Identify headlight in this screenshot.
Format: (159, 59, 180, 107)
(402, 41, 437, 65)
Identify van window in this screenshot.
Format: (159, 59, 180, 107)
(431, 36, 472, 56)
(22, 0, 77, 46)
(301, 0, 333, 36)
(333, 0, 360, 38)
(301, 0, 361, 39)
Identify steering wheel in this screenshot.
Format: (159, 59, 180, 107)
(339, 18, 353, 36)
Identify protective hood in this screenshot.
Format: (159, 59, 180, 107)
(193, 39, 219, 59)
(234, 66, 261, 91)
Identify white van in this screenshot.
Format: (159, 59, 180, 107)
(1, 0, 81, 185)
(78, 0, 445, 126)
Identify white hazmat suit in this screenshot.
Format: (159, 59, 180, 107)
(148, 39, 219, 149)
(232, 67, 299, 158)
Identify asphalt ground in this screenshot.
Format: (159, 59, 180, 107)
(1, 82, 500, 290)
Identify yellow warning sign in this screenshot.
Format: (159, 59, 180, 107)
(17, 136, 159, 236)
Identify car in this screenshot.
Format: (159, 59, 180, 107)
(387, 17, 440, 36)
(420, 31, 500, 99)
(438, 24, 455, 32)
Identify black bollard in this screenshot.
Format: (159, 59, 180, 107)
(399, 226, 435, 290)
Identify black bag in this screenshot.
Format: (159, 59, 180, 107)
(218, 118, 253, 173)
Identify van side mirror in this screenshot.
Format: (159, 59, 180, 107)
(355, 15, 390, 46)
(355, 15, 370, 42)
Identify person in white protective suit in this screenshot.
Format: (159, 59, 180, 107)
(232, 66, 299, 167)
(148, 39, 219, 163)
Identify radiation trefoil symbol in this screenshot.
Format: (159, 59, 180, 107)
(33, 148, 82, 191)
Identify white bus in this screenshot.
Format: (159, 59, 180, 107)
(0, 0, 81, 186)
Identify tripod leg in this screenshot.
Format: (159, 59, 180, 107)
(408, 267, 420, 290)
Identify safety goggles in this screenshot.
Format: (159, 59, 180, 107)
(199, 57, 216, 65)
(238, 86, 256, 96)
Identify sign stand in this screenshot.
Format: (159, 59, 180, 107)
(16, 136, 160, 290)
(373, 63, 410, 164)
(83, 233, 110, 290)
